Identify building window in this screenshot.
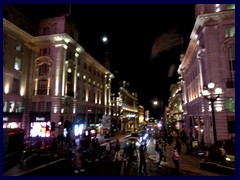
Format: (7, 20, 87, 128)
(225, 97, 235, 112)
(227, 46, 235, 80)
(16, 43, 22, 51)
(12, 78, 20, 93)
(67, 51, 73, 60)
(37, 79, 48, 95)
(32, 102, 37, 112)
(14, 57, 22, 71)
(46, 102, 51, 112)
(16, 102, 22, 113)
(227, 4, 235, 10)
(38, 102, 45, 112)
(3, 101, 7, 112)
(40, 48, 50, 56)
(43, 27, 50, 35)
(9, 101, 15, 112)
(225, 26, 235, 38)
(39, 63, 49, 76)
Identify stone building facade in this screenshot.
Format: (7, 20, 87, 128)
(178, 4, 235, 146)
(3, 6, 113, 139)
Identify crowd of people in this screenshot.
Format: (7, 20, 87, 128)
(45, 129, 229, 175)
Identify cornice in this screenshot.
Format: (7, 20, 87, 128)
(191, 10, 235, 40)
(3, 18, 33, 42)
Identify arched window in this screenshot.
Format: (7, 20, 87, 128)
(39, 63, 49, 76)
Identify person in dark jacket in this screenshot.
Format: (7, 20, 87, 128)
(139, 144, 148, 175)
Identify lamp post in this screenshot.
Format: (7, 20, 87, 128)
(202, 82, 222, 146)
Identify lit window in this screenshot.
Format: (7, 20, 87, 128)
(16, 43, 22, 51)
(9, 101, 15, 112)
(225, 26, 235, 38)
(225, 97, 235, 112)
(14, 57, 21, 70)
(227, 4, 235, 10)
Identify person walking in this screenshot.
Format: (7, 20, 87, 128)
(171, 146, 180, 174)
(105, 139, 111, 159)
(139, 144, 148, 175)
(175, 138, 182, 155)
(122, 140, 129, 161)
(155, 140, 160, 163)
(158, 142, 164, 168)
(113, 138, 121, 161)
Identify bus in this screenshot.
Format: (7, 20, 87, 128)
(3, 128, 25, 171)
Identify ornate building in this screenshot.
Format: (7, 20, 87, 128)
(3, 5, 114, 139)
(178, 4, 235, 146)
(111, 81, 138, 133)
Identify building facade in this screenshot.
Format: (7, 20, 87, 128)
(167, 83, 184, 132)
(111, 81, 139, 133)
(3, 6, 113, 140)
(178, 4, 235, 147)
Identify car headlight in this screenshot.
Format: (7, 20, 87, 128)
(136, 142, 140, 146)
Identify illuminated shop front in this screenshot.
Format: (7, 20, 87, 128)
(30, 113, 51, 138)
(3, 113, 22, 129)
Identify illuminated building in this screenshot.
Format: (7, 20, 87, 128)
(3, 5, 114, 139)
(178, 4, 235, 146)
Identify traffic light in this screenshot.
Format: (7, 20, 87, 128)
(51, 122, 56, 131)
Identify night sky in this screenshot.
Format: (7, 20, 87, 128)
(11, 4, 196, 116)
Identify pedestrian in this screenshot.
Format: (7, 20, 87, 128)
(94, 138, 101, 161)
(219, 144, 226, 164)
(105, 139, 111, 158)
(122, 140, 129, 161)
(155, 140, 160, 163)
(113, 138, 121, 161)
(139, 144, 148, 175)
(74, 148, 85, 173)
(175, 138, 182, 155)
(158, 142, 164, 168)
(185, 136, 190, 153)
(171, 146, 180, 174)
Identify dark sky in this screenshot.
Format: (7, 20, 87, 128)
(12, 4, 196, 116)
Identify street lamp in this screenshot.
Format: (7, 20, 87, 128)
(202, 82, 222, 146)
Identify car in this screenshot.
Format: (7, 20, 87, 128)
(126, 137, 141, 148)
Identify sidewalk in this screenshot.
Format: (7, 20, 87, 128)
(149, 139, 231, 176)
